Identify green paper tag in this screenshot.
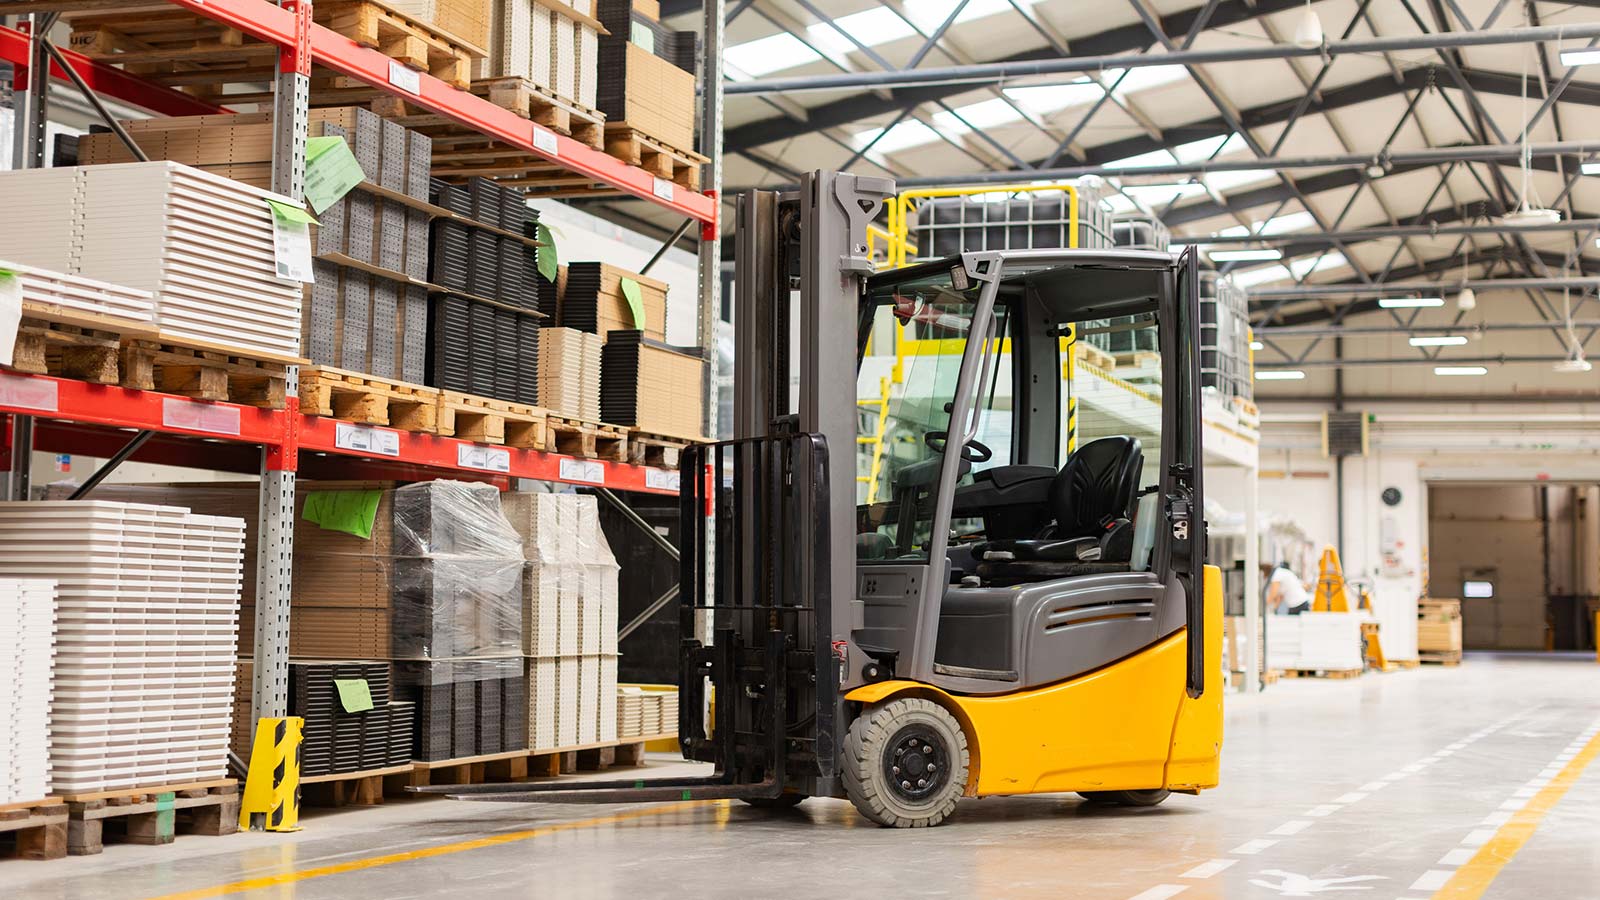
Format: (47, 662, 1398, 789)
(304, 136, 367, 215)
(536, 223, 559, 282)
(0, 269, 14, 279)
(630, 21, 656, 54)
(334, 678, 375, 713)
(302, 490, 383, 539)
(619, 277, 645, 329)
(266, 198, 319, 226)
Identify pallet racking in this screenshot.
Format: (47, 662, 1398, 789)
(0, 0, 723, 733)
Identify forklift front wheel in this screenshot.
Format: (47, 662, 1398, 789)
(843, 697, 970, 828)
(1077, 789, 1172, 807)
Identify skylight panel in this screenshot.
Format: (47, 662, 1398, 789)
(904, 0, 1039, 33)
(1108, 64, 1189, 97)
(1107, 148, 1179, 169)
(1258, 211, 1317, 235)
(1288, 252, 1349, 279)
(806, 7, 917, 56)
(852, 120, 945, 157)
(1004, 81, 1104, 114)
(1203, 169, 1279, 193)
(1230, 264, 1294, 288)
(724, 32, 822, 78)
(932, 97, 1024, 130)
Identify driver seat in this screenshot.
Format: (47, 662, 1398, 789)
(976, 436, 1143, 567)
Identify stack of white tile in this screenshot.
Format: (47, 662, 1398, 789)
(504, 491, 618, 750)
(0, 502, 246, 794)
(1266, 612, 1365, 672)
(0, 259, 157, 328)
(0, 579, 56, 805)
(537, 327, 602, 421)
(0, 162, 304, 359)
(484, 0, 599, 109)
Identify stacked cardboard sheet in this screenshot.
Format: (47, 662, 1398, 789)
(482, 0, 600, 109)
(617, 686, 676, 739)
(503, 492, 618, 750)
(0, 579, 56, 805)
(537, 326, 600, 421)
(1266, 612, 1365, 672)
(558, 262, 666, 341)
(387, 0, 491, 49)
(595, 0, 696, 150)
(0, 259, 156, 328)
(600, 330, 702, 438)
(0, 162, 304, 359)
(0, 502, 244, 794)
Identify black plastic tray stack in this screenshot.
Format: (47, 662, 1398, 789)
(394, 659, 526, 761)
(599, 329, 644, 426)
(426, 177, 544, 404)
(555, 263, 604, 333)
(288, 661, 410, 778)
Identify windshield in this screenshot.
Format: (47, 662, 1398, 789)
(856, 265, 1007, 561)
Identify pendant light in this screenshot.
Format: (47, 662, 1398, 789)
(1293, 0, 1324, 49)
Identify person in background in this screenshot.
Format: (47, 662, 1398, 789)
(1266, 561, 1311, 615)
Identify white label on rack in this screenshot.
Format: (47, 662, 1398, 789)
(269, 214, 315, 284)
(652, 177, 674, 201)
(645, 467, 681, 492)
(532, 126, 559, 156)
(335, 421, 400, 457)
(163, 397, 240, 436)
(388, 60, 422, 95)
(457, 443, 511, 473)
(559, 457, 605, 484)
(0, 372, 58, 412)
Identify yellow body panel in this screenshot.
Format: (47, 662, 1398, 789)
(846, 565, 1224, 797)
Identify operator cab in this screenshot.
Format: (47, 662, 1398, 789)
(853, 248, 1204, 695)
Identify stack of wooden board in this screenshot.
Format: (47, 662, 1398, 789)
(502, 492, 618, 750)
(387, 0, 492, 49)
(1418, 598, 1463, 661)
(558, 262, 666, 340)
(0, 162, 304, 361)
(0, 579, 55, 806)
(537, 327, 601, 421)
(600, 331, 703, 439)
(0, 502, 245, 794)
(79, 109, 435, 383)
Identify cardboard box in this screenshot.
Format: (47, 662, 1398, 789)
(387, 0, 492, 51)
(616, 43, 695, 151)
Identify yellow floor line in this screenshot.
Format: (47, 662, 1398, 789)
(1432, 726, 1600, 900)
(148, 800, 715, 900)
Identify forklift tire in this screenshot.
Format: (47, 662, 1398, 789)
(1077, 789, 1172, 807)
(843, 697, 970, 828)
(741, 794, 807, 809)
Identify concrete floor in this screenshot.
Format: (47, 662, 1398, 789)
(10, 652, 1600, 900)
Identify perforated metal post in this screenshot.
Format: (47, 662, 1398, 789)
(252, 0, 312, 727)
(694, 0, 725, 644)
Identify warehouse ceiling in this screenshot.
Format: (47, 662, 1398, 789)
(602, 0, 1600, 398)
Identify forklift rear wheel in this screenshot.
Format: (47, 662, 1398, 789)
(741, 794, 808, 809)
(843, 697, 969, 828)
(1077, 789, 1172, 807)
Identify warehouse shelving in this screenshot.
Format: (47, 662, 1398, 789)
(0, 0, 725, 729)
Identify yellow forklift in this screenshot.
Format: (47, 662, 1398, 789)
(418, 172, 1223, 827)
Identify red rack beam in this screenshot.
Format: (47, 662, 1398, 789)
(162, 0, 718, 224)
(0, 24, 231, 118)
(0, 372, 286, 446)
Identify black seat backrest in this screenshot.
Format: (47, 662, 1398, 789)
(1049, 436, 1143, 538)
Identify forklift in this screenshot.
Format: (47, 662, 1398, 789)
(417, 171, 1223, 827)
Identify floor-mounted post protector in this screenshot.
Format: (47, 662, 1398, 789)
(252, 0, 311, 732)
(1242, 461, 1261, 693)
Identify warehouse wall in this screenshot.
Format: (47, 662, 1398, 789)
(1429, 485, 1549, 650)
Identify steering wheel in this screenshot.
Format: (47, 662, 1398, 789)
(924, 431, 993, 463)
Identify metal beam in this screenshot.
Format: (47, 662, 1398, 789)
(1192, 218, 1600, 245)
(1256, 321, 1600, 337)
(725, 23, 1600, 95)
(1257, 354, 1591, 369)
(1248, 276, 1600, 299)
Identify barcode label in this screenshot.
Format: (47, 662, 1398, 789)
(388, 60, 422, 95)
(532, 127, 559, 156)
(457, 444, 511, 472)
(652, 177, 674, 201)
(163, 397, 240, 435)
(645, 468, 681, 492)
(335, 421, 400, 457)
(559, 457, 605, 484)
(0, 373, 58, 412)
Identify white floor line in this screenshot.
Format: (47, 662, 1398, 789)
(1439, 848, 1477, 866)
(1410, 870, 1455, 891)
(1359, 781, 1387, 792)
(1461, 828, 1497, 847)
(1498, 798, 1525, 810)
(1480, 811, 1513, 826)
(1334, 792, 1368, 804)
(1304, 804, 1341, 817)
(1269, 820, 1313, 837)
(1179, 859, 1237, 879)
(1128, 885, 1188, 900)
(1512, 787, 1537, 798)
(1231, 839, 1279, 855)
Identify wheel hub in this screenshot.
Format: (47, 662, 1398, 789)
(883, 725, 949, 802)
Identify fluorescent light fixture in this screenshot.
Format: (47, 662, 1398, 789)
(1434, 366, 1488, 376)
(1584, 161, 1600, 175)
(1256, 370, 1306, 380)
(1560, 47, 1600, 67)
(1409, 335, 1468, 346)
(1208, 248, 1282, 262)
(1463, 580, 1494, 598)
(1250, 340, 1264, 350)
(1378, 296, 1444, 308)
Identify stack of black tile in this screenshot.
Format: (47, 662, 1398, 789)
(288, 661, 411, 777)
(426, 177, 548, 405)
(395, 659, 527, 761)
(599, 329, 644, 427)
(553, 263, 604, 333)
(595, 0, 697, 122)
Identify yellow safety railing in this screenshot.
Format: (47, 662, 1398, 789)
(856, 375, 893, 503)
(885, 183, 1081, 268)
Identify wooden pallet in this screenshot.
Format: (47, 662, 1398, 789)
(547, 415, 627, 461)
(401, 737, 659, 790)
(1113, 350, 1162, 369)
(65, 0, 480, 95)
(59, 781, 237, 856)
(1071, 340, 1115, 371)
(301, 764, 413, 809)
(6, 319, 125, 385)
(122, 339, 292, 409)
(601, 125, 704, 191)
(436, 391, 547, 449)
(0, 800, 69, 861)
(470, 78, 605, 148)
(1277, 667, 1363, 680)
(300, 366, 441, 432)
(1419, 652, 1463, 666)
(627, 432, 697, 470)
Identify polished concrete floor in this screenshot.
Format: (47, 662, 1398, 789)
(10, 652, 1600, 900)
